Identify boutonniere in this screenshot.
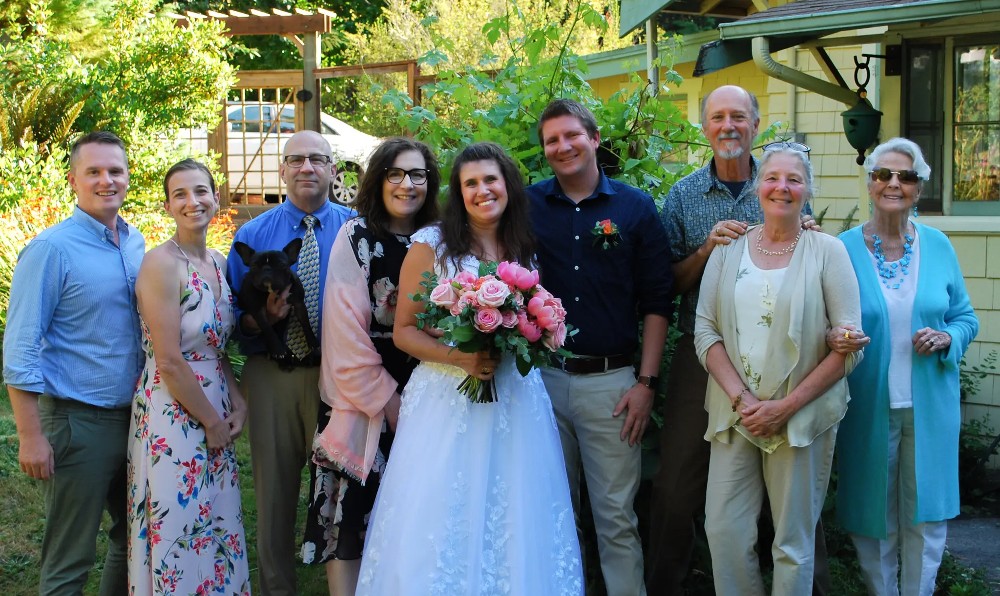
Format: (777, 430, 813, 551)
(591, 219, 620, 249)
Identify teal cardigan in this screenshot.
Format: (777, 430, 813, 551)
(835, 223, 978, 538)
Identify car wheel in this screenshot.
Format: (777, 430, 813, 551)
(330, 163, 360, 205)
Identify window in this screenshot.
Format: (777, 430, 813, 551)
(904, 45, 944, 213)
(954, 42, 1000, 203)
(904, 37, 1000, 214)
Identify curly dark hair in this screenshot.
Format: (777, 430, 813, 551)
(353, 137, 440, 238)
(439, 142, 535, 269)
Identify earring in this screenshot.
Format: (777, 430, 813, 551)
(913, 199, 919, 218)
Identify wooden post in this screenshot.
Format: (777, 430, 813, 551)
(302, 31, 321, 132)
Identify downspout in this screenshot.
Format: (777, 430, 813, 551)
(751, 36, 857, 107)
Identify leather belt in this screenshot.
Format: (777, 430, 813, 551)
(551, 354, 632, 375)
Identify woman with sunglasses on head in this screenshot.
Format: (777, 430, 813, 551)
(831, 138, 978, 596)
(303, 138, 440, 595)
(694, 144, 862, 595)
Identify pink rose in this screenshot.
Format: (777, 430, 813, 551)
(429, 282, 459, 307)
(500, 309, 518, 328)
(516, 311, 543, 342)
(450, 290, 479, 316)
(476, 277, 511, 307)
(474, 307, 503, 332)
(543, 322, 568, 351)
(454, 270, 478, 288)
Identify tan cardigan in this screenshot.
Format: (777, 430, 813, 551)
(694, 228, 862, 447)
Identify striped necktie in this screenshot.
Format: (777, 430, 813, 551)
(286, 214, 319, 359)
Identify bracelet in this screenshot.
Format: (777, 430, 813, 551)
(732, 387, 750, 412)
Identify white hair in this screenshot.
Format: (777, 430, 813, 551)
(863, 137, 932, 180)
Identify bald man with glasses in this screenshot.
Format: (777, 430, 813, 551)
(226, 130, 355, 595)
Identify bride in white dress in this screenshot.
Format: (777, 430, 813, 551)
(356, 142, 583, 596)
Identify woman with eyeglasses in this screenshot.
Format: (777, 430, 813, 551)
(830, 138, 978, 595)
(302, 137, 440, 595)
(694, 145, 862, 594)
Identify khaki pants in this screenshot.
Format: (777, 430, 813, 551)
(242, 356, 321, 596)
(542, 366, 645, 596)
(38, 395, 129, 596)
(705, 425, 837, 596)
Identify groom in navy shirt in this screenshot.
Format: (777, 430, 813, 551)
(526, 99, 673, 596)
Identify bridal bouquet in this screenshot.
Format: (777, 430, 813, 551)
(412, 260, 575, 403)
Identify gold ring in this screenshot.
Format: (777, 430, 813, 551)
(844, 330, 850, 339)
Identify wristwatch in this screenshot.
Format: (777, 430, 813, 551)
(637, 375, 659, 389)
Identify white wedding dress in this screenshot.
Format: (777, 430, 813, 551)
(356, 226, 583, 596)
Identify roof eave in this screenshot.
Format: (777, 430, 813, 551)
(719, 0, 1000, 40)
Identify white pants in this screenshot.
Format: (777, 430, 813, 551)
(851, 407, 947, 596)
(705, 425, 837, 596)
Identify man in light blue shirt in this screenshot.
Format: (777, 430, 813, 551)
(4, 131, 144, 595)
(226, 130, 354, 595)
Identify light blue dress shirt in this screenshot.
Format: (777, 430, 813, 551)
(3, 206, 145, 408)
(226, 199, 354, 356)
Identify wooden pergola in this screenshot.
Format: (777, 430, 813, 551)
(167, 8, 427, 130)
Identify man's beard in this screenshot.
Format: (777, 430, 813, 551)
(715, 135, 745, 160)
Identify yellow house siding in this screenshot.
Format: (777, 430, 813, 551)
(581, 33, 1000, 453)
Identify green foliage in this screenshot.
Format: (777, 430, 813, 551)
(381, 4, 704, 200)
(0, 1, 236, 332)
(960, 349, 998, 402)
(330, 0, 631, 137)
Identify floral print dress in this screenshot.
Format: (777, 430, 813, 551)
(127, 249, 250, 595)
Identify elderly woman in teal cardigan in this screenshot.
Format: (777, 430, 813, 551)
(695, 146, 862, 595)
(832, 138, 978, 596)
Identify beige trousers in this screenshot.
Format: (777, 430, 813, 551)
(542, 366, 645, 596)
(705, 425, 838, 596)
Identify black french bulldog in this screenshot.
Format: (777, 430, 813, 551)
(233, 238, 320, 368)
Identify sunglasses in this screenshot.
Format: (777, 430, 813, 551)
(762, 141, 811, 154)
(869, 168, 921, 184)
(385, 167, 429, 185)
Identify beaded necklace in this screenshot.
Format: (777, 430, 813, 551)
(755, 226, 803, 256)
(871, 232, 913, 289)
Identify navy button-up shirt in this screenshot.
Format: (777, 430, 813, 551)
(527, 173, 674, 357)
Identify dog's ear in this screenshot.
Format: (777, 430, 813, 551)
(283, 237, 304, 263)
(234, 242, 255, 266)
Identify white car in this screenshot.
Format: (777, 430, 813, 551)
(169, 103, 381, 205)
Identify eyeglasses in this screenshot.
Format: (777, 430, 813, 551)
(762, 141, 811, 154)
(869, 167, 921, 184)
(385, 167, 429, 185)
(283, 154, 332, 168)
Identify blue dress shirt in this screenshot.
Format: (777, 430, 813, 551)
(227, 199, 354, 356)
(3, 206, 145, 408)
(527, 173, 674, 357)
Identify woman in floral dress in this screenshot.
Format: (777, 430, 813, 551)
(304, 138, 439, 595)
(127, 159, 250, 595)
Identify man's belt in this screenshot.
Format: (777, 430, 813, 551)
(550, 354, 632, 375)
